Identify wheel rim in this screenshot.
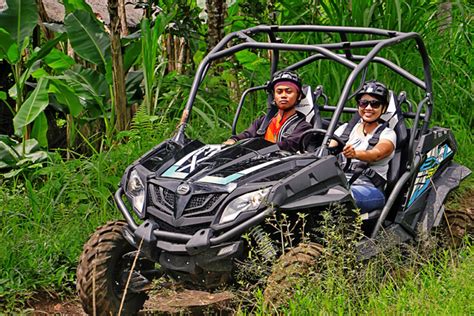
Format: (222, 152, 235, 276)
(112, 251, 152, 297)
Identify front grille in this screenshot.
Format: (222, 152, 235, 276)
(152, 216, 209, 236)
(151, 185, 175, 209)
(183, 193, 223, 217)
(162, 188, 175, 207)
(187, 194, 209, 209)
(149, 184, 225, 218)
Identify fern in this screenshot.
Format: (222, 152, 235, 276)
(115, 104, 172, 149)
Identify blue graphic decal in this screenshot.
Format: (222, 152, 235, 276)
(197, 159, 281, 185)
(407, 144, 453, 207)
(419, 156, 437, 171)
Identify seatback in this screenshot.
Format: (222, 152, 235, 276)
(381, 91, 409, 194)
(295, 85, 314, 123)
(295, 85, 323, 128)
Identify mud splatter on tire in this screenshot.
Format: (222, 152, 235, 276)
(263, 243, 323, 308)
(76, 221, 152, 315)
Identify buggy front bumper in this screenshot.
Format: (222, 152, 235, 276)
(114, 187, 273, 252)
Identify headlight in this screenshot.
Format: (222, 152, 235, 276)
(219, 188, 271, 224)
(127, 169, 145, 216)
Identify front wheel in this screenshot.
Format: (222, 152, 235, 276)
(263, 243, 323, 308)
(76, 221, 153, 315)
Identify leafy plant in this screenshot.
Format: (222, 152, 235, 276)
(0, 0, 81, 154)
(141, 12, 174, 115)
(64, 10, 111, 68)
(0, 1, 52, 146)
(0, 135, 48, 178)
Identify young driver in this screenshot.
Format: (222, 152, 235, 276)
(223, 70, 312, 152)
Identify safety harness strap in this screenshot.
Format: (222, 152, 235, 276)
(256, 106, 278, 136)
(347, 119, 390, 190)
(347, 162, 386, 190)
(279, 112, 305, 140)
(339, 112, 361, 144)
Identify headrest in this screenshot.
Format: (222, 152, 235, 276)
(295, 85, 314, 124)
(381, 90, 400, 129)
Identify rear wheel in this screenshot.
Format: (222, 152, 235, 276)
(263, 243, 323, 308)
(444, 207, 473, 245)
(76, 221, 153, 315)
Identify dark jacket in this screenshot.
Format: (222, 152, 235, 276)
(231, 112, 312, 152)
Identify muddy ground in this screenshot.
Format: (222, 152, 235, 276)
(28, 289, 237, 315)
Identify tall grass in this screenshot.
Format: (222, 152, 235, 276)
(254, 243, 473, 315)
(0, 111, 174, 310)
(245, 210, 473, 315)
(265, 242, 473, 315)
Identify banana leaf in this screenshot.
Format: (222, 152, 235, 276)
(26, 33, 68, 68)
(44, 48, 75, 72)
(64, 10, 111, 67)
(31, 112, 48, 148)
(62, 0, 95, 15)
(0, 28, 15, 61)
(0, 0, 37, 57)
(0, 137, 46, 169)
(49, 79, 83, 117)
(0, 137, 48, 178)
(63, 66, 109, 105)
(13, 78, 50, 133)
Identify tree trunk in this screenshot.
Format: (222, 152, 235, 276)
(437, 1, 452, 33)
(36, 0, 54, 40)
(108, 0, 129, 131)
(166, 34, 174, 72)
(117, 0, 129, 35)
(177, 37, 186, 74)
(206, 0, 226, 51)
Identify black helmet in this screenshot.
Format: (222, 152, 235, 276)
(356, 80, 388, 105)
(268, 70, 304, 96)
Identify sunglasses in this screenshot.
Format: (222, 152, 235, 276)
(358, 99, 383, 109)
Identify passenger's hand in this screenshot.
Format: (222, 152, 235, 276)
(223, 139, 237, 145)
(342, 144, 357, 159)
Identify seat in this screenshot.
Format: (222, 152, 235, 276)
(295, 85, 323, 128)
(296, 85, 314, 123)
(381, 91, 409, 195)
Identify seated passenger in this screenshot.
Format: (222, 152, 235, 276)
(332, 80, 397, 213)
(223, 70, 312, 152)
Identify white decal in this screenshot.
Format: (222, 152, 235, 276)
(162, 145, 222, 179)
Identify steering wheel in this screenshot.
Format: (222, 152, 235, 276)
(299, 128, 346, 153)
(299, 128, 327, 153)
(299, 128, 351, 172)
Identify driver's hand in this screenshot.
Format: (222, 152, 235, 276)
(223, 138, 237, 145)
(342, 144, 357, 159)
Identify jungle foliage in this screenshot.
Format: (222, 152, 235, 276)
(0, 0, 472, 312)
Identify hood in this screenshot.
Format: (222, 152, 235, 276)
(140, 138, 301, 187)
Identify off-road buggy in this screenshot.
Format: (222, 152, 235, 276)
(76, 25, 471, 314)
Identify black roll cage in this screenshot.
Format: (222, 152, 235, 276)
(173, 25, 433, 158)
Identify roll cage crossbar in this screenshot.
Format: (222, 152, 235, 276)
(173, 25, 433, 155)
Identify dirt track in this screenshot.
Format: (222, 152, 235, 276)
(28, 289, 236, 315)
